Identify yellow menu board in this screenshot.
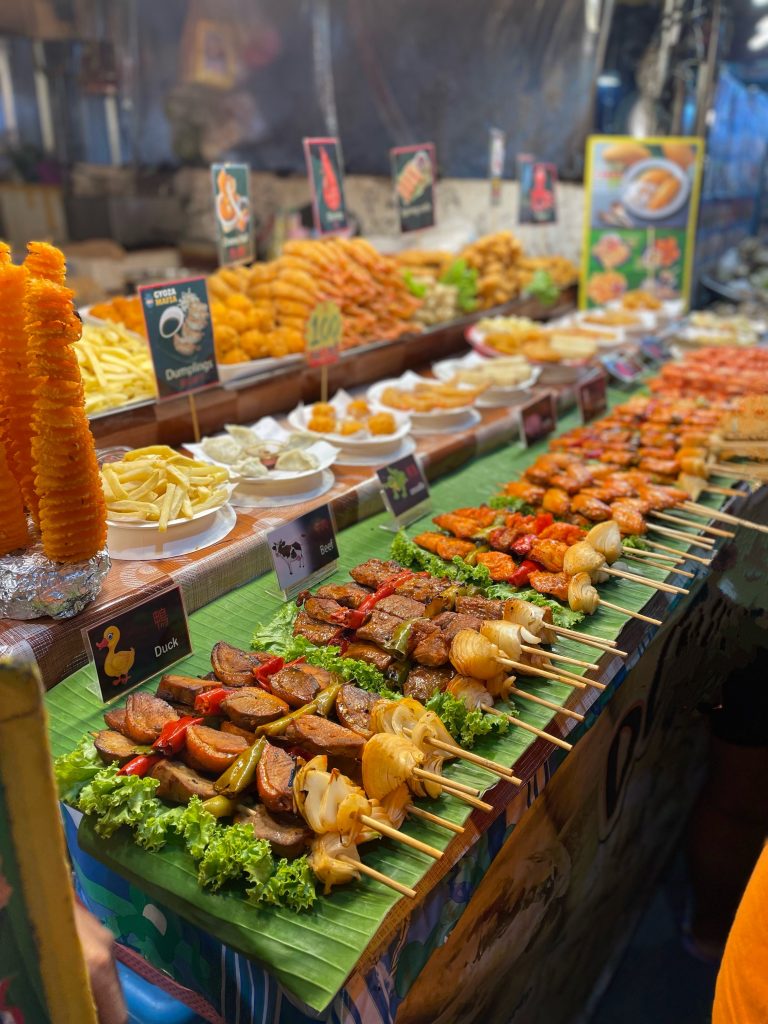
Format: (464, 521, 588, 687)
(580, 135, 704, 309)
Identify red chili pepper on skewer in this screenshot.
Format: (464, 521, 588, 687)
(533, 513, 554, 534)
(118, 754, 163, 777)
(194, 687, 232, 715)
(510, 534, 535, 558)
(252, 655, 285, 691)
(152, 715, 204, 757)
(508, 559, 540, 587)
(340, 569, 420, 629)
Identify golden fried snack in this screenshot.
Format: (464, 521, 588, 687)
(0, 437, 29, 554)
(0, 259, 37, 517)
(24, 241, 66, 284)
(26, 276, 106, 562)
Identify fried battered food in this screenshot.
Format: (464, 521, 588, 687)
(26, 271, 107, 562)
(0, 259, 36, 517)
(0, 437, 28, 554)
(379, 381, 482, 413)
(89, 295, 146, 336)
(475, 551, 516, 581)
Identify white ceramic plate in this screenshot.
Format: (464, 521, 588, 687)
(332, 436, 418, 467)
(431, 352, 541, 407)
(621, 158, 690, 221)
(287, 389, 411, 455)
(367, 370, 480, 430)
(107, 504, 237, 560)
(186, 416, 340, 484)
(230, 469, 335, 508)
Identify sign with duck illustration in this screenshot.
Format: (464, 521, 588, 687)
(377, 453, 431, 529)
(391, 143, 437, 232)
(84, 586, 192, 702)
(139, 277, 220, 400)
(303, 137, 348, 235)
(211, 163, 253, 266)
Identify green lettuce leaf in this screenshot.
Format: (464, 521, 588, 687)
(523, 269, 559, 307)
(426, 691, 511, 748)
(623, 534, 650, 550)
(196, 822, 273, 892)
(488, 495, 536, 514)
(252, 601, 300, 655)
(250, 856, 317, 912)
(390, 531, 489, 588)
(439, 259, 478, 312)
(53, 735, 103, 803)
(134, 806, 185, 852)
(174, 796, 219, 859)
(76, 765, 162, 839)
(402, 269, 428, 298)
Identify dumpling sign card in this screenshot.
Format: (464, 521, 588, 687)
(303, 137, 349, 235)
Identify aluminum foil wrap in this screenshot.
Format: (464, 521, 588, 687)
(0, 535, 110, 620)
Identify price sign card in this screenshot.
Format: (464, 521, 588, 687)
(306, 301, 343, 368)
(211, 162, 253, 266)
(377, 454, 431, 531)
(303, 137, 348, 235)
(639, 335, 668, 364)
(267, 504, 339, 601)
(139, 277, 220, 400)
(519, 391, 558, 447)
(391, 143, 436, 232)
(83, 586, 192, 702)
(602, 352, 645, 387)
(518, 155, 558, 224)
(489, 128, 506, 207)
(577, 371, 608, 424)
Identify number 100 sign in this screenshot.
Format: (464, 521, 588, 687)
(306, 301, 343, 367)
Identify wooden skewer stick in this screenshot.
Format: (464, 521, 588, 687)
(603, 565, 689, 595)
(652, 511, 735, 539)
(642, 538, 712, 566)
(485, 706, 573, 752)
(646, 523, 716, 549)
(499, 655, 604, 690)
(338, 855, 417, 898)
(415, 733, 520, 782)
(357, 814, 443, 859)
(599, 598, 662, 626)
(412, 768, 479, 795)
(699, 484, 744, 497)
(520, 644, 597, 670)
(623, 553, 695, 578)
(407, 804, 465, 834)
(408, 772, 494, 812)
(711, 463, 768, 483)
(507, 685, 585, 723)
(548, 624, 625, 654)
(624, 546, 684, 565)
(681, 501, 768, 536)
(713, 440, 768, 455)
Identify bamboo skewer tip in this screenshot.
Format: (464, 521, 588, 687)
(339, 855, 417, 899)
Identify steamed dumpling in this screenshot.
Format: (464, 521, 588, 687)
(275, 449, 319, 472)
(202, 436, 243, 464)
(234, 457, 269, 478)
(225, 424, 260, 452)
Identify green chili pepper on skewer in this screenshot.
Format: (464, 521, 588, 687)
(214, 737, 267, 797)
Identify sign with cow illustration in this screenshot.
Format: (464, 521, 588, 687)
(267, 504, 339, 600)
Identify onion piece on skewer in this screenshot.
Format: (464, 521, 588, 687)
(362, 733, 423, 801)
(309, 832, 361, 894)
(586, 520, 623, 563)
(568, 572, 600, 615)
(563, 541, 609, 582)
(501, 598, 556, 644)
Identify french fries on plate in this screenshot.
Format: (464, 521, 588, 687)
(101, 446, 231, 531)
(77, 322, 157, 414)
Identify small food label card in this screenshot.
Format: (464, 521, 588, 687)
(519, 391, 558, 446)
(377, 454, 431, 530)
(211, 162, 253, 266)
(391, 143, 437, 232)
(139, 277, 220, 399)
(267, 504, 339, 600)
(577, 370, 608, 424)
(602, 352, 645, 386)
(489, 128, 506, 207)
(305, 301, 343, 368)
(518, 155, 558, 224)
(303, 137, 348, 235)
(83, 586, 192, 702)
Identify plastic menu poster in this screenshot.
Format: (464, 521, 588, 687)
(580, 135, 704, 309)
(303, 137, 348, 235)
(0, 657, 98, 1024)
(518, 155, 558, 224)
(391, 143, 437, 232)
(211, 162, 253, 266)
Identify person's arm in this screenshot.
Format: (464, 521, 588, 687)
(73, 902, 128, 1024)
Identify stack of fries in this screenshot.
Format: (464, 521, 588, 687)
(77, 322, 157, 414)
(102, 446, 231, 532)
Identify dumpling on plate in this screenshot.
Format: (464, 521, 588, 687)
(225, 424, 260, 451)
(234, 457, 269, 478)
(275, 449, 319, 472)
(202, 436, 243, 464)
